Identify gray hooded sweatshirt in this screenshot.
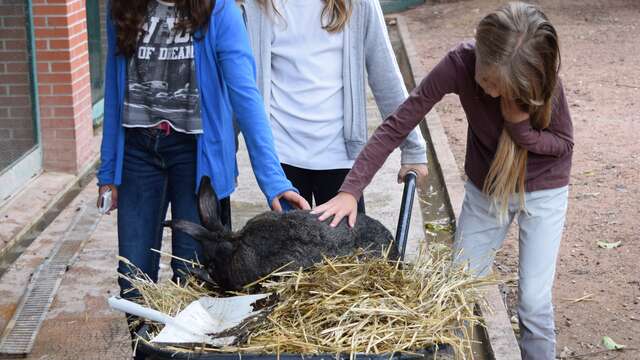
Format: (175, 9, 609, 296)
(240, 0, 428, 165)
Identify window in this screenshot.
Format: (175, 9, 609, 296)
(86, 0, 107, 126)
(0, 0, 39, 174)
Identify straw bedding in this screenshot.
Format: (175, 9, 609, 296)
(120, 244, 493, 359)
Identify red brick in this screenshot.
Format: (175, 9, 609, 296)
(0, 51, 28, 62)
(41, 118, 72, 128)
(37, 62, 50, 73)
(72, 86, 91, 102)
(38, 73, 72, 84)
(1, 117, 31, 129)
(42, 136, 74, 148)
(0, 7, 23, 18)
(0, 28, 26, 39)
(4, 40, 27, 50)
(39, 94, 73, 106)
(0, 71, 28, 81)
(48, 39, 71, 50)
(46, 17, 69, 27)
(9, 85, 30, 96)
(51, 62, 71, 73)
(52, 84, 73, 94)
(71, 57, 90, 71)
(55, 128, 76, 139)
(35, 27, 69, 38)
(37, 50, 72, 62)
(73, 89, 91, 106)
(33, 5, 69, 16)
(35, 39, 48, 50)
(44, 153, 77, 167)
(33, 17, 47, 27)
(38, 84, 53, 95)
(68, 0, 84, 13)
(6, 62, 29, 74)
(3, 16, 27, 28)
(71, 66, 90, 82)
(68, 11, 86, 25)
(53, 106, 75, 117)
(68, 20, 86, 35)
(0, 96, 29, 106)
(0, 73, 29, 84)
(12, 128, 35, 140)
(31, 0, 98, 174)
(70, 45, 88, 59)
(9, 107, 31, 118)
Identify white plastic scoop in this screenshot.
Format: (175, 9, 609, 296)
(108, 294, 272, 346)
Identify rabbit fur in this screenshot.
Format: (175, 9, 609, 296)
(165, 177, 397, 290)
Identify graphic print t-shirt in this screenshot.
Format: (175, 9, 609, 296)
(122, 0, 202, 134)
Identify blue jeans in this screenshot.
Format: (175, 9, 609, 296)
(117, 128, 203, 297)
(453, 181, 568, 360)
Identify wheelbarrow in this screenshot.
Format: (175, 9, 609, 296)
(134, 171, 451, 359)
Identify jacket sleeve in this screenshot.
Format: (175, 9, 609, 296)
(340, 50, 460, 199)
(97, 4, 119, 186)
(503, 82, 574, 157)
(213, 0, 295, 205)
(363, 0, 427, 165)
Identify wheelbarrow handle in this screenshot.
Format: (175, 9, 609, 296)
(108, 296, 174, 325)
(395, 170, 418, 261)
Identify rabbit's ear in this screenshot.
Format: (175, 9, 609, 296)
(198, 176, 224, 232)
(170, 219, 213, 245)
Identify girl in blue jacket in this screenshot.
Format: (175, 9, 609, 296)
(97, 0, 308, 321)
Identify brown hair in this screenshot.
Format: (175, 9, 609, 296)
(475, 2, 561, 217)
(111, 0, 214, 57)
(255, 0, 352, 33)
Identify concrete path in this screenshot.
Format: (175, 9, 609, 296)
(0, 92, 426, 359)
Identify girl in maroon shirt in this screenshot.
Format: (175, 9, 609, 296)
(313, 3, 572, 359)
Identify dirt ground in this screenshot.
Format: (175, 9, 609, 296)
(401, 0, 640, 358)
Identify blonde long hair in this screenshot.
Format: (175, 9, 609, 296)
(256, 0, 352, 33)
(476, 2, 561, 216)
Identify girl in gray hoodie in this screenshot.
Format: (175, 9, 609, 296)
(241, 0, 428, 211)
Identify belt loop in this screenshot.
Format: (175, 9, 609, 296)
(158, 121, 171, 136)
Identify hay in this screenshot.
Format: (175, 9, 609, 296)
(120, 244, 494, 359)
(118, 257, 222, 319)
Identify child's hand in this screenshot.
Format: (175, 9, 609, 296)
(398, 163, 429, 187)
(500, 97, 529, 124)
(97, 184, 118, 214)
(271, 191, 310, 212)
(310, 192, 358, 228)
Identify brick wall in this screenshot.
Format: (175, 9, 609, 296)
(33, 0, 95, 173)
(0, 0, 38, 171)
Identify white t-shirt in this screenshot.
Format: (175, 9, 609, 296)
(269, 0, 352, 170)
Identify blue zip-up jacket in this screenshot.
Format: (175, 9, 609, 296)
(97, 0, 295, 205)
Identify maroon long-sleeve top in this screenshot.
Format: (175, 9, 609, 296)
(340, 42, 574, 199)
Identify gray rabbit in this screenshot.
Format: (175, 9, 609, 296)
(164, 176, 397, 290)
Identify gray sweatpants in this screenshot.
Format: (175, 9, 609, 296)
(453, 181, 569, 360)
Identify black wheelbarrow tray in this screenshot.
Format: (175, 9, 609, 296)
(135, 172, 452, 360)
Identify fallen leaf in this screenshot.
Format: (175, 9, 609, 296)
(425, 222, 454, 234)
(602, 336, 626, 350)
(597, 241, 621, 249)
